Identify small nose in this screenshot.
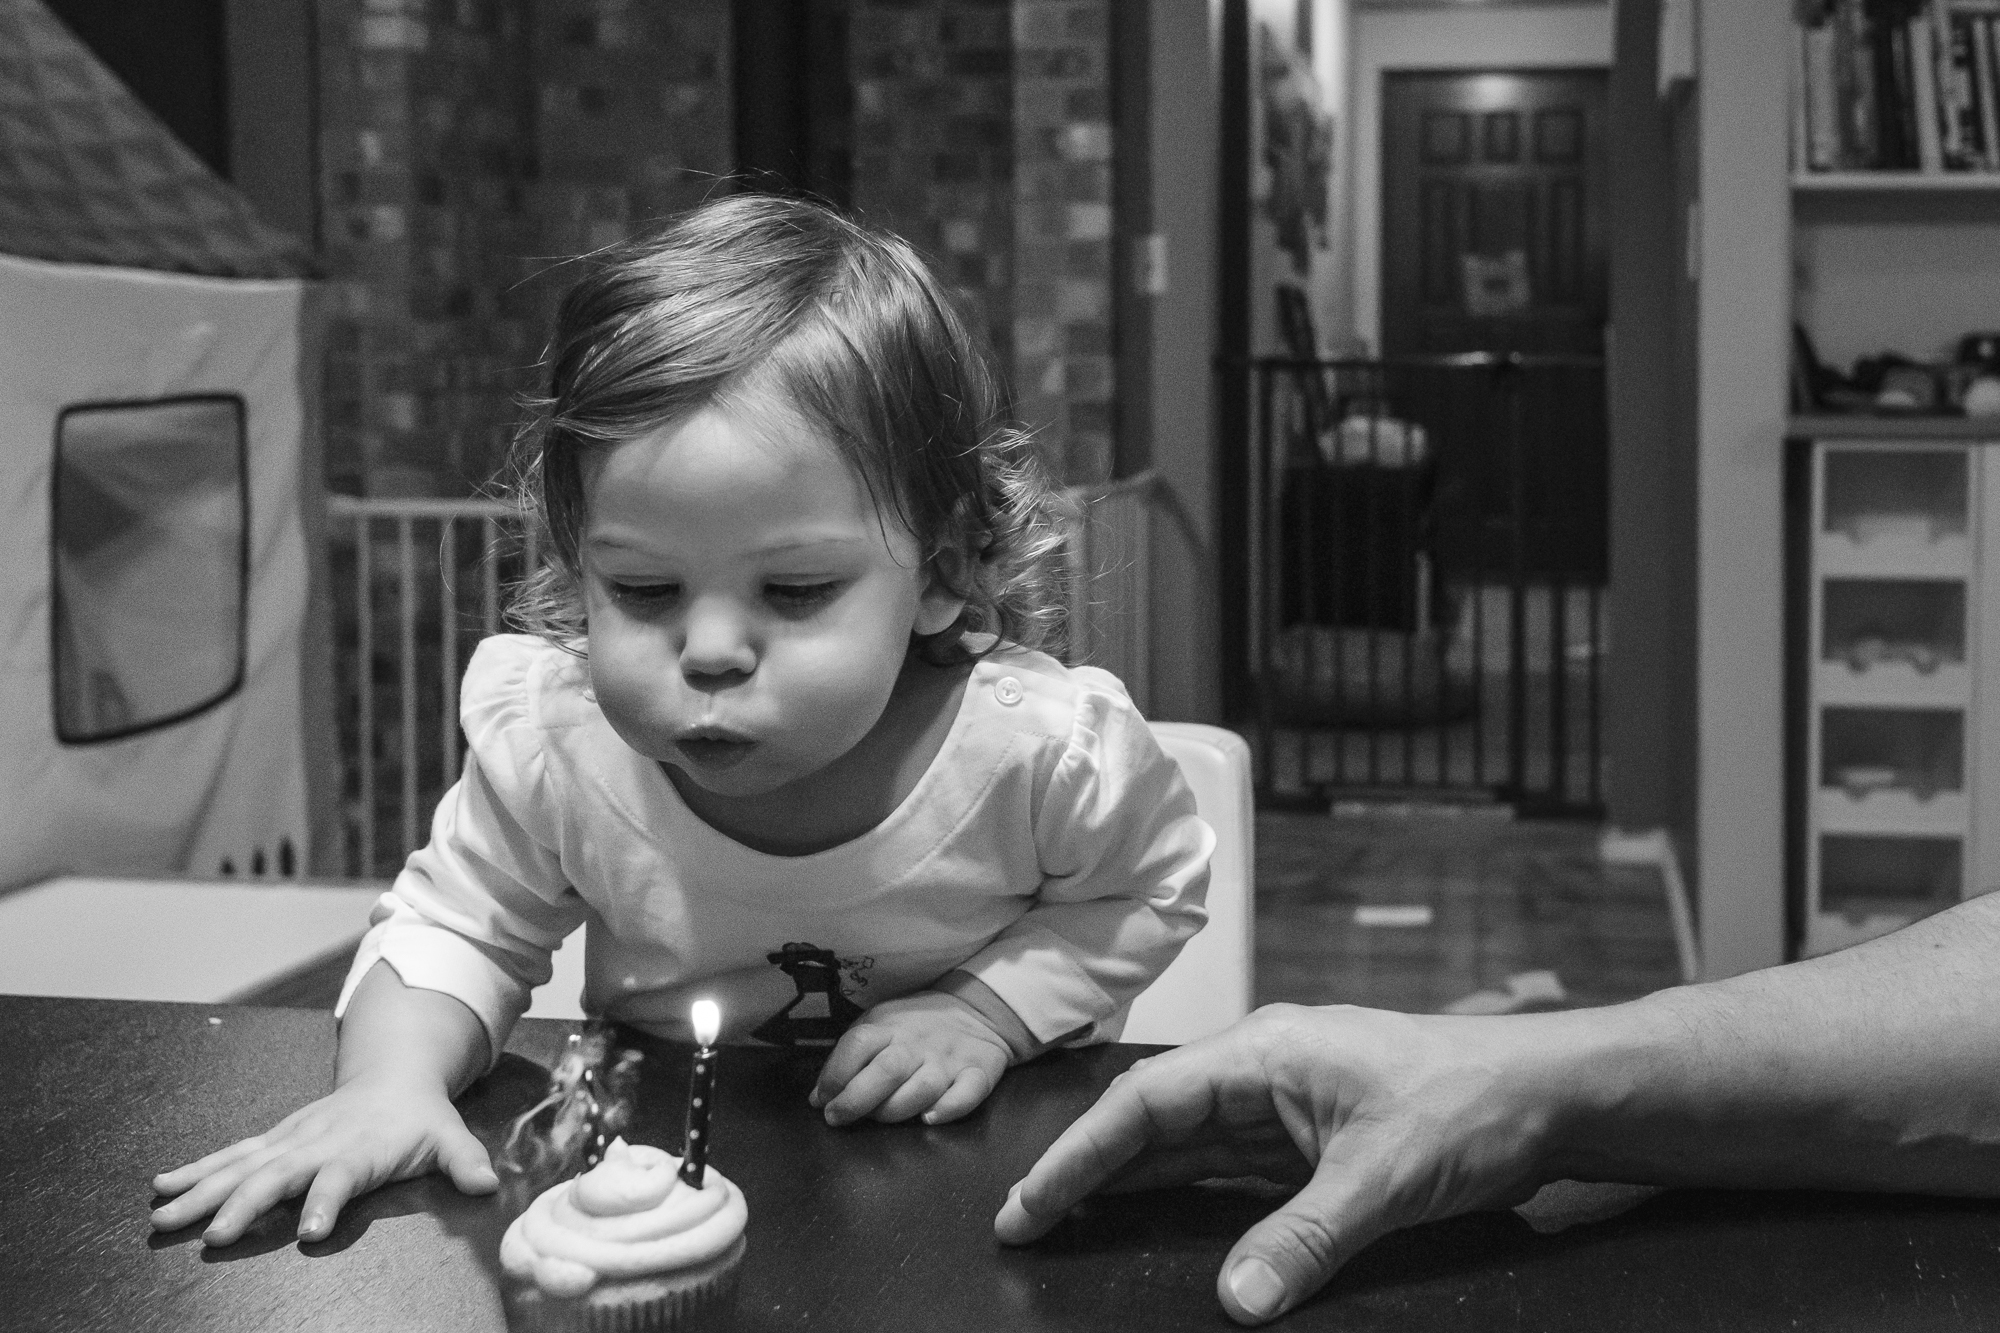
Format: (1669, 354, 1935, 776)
(678, 596, 757, 684)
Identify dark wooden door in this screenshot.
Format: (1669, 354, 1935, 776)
(1378, 69, 1609, 585)
(1381, 70, 1608, 357)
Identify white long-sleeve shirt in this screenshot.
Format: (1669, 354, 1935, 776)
(337, 634, 1212, 1057)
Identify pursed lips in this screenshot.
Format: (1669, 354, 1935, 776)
(673, 725, 757, 769)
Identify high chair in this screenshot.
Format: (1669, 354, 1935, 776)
(1120, 722, 1256, 1045)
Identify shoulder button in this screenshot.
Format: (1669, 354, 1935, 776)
(994, 676, 1024, 706)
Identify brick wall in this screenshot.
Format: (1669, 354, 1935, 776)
(317, 0, 730, 496)
(849, 0, 1016, 368)
(1011, 0, 1113, 485)
(847, 0, 1113, 487)
(317, 0, 1112, 495)
(317, 0, 543, 495)
(533, 0, 732, 259)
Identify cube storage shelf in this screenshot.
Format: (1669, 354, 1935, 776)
(1794, 430, 2000, 956)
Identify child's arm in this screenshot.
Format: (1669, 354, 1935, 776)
(813, 682, 1212, 1126)
(809, 985, 1018, 1126)
(149, 961, 495, 1246)
(949, 690, 1213, 1046)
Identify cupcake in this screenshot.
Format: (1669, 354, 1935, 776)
(500, 1137, 748, 1332)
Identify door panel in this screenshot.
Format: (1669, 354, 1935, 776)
(1383, 70, 1608, 358)
(1381, 69, 1608, 582)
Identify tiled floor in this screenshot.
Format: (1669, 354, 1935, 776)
(1254, 808, 1685, 1014)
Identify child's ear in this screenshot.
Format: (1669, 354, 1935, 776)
(915, 548, 971, 637)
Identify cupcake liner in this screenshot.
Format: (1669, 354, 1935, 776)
(507, 1235, 746, 1333)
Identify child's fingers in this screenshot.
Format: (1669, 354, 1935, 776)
(149, 1140, 290, 1232)
(920, 1066, 996, 1125)
(810, 1025, 896, 1109)
(296, 1161, 360, 1241)
(201, 1149, 326, 1247)
(820, 1045, 918, 1126)
(869, 1065, 954, 1123)
(436, 1120, 500, 1195)
(151, 1133, 273, 1196)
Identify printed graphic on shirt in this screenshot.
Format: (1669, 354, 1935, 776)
(751, 942, 872, 1046)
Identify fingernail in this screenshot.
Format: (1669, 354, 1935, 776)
(1228, 1258, 1288, 1321)
(299, 1213, 323, 1239)
(807, 1090, 824, 1109)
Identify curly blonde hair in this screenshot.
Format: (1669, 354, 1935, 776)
(501, 193, 1069, 662)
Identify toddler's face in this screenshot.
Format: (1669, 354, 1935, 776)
(580, 403, 964, 800)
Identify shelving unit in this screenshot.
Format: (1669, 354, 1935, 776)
(1793, 172, 2000, 191)
(1778, 7, 2000, 957)
(1791, 433, 2000, 956)
(1781, 0, 2000, 955)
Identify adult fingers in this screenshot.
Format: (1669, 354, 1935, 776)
(1097, 1138, 1302, 1195)
(1214, 1155, 1388, 1326)
(920, 1066, 995, 1125)
(809, 1025, 895, 1110)
(820, 1045, 916, 1126)
(995, 1066, 1215, 1244)
(871, 1065, 953, 1123)
(998, 1114, 1144, 1239)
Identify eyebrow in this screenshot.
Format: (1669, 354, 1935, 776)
(584, 531, 871, 556)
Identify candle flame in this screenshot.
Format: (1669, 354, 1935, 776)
(691, 998, 721, 1047)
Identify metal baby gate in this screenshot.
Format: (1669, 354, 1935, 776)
(1236, 353, 1608, 816)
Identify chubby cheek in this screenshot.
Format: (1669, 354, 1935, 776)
(765, 632, 906, 747)
(585, 632, 683, 758)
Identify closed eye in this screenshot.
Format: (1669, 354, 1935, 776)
(765, 581, 842, 612)
(608, 580, 680, 605)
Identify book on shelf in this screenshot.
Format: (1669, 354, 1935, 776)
(1793, 0, 2000, 175)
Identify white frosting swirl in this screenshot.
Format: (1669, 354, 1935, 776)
(500, 1139, 748, 1298)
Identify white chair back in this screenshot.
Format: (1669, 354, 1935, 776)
(1121, 722, 1256, 1045)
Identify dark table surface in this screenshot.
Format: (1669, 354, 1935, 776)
(8, 994, 2000, 1332)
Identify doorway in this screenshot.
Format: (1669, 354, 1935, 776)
(1239, 62, 1611, 815)
(1379, 68, 1608, 584)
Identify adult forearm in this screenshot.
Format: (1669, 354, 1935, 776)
(1549, 893, 2000, 1194)
(335, 960, 492, 1098)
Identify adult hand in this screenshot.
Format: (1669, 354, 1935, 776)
(994, 1003, 1568, 1325)
(811, 990, 1013, 1127)
(150, 1075, 499, 1246)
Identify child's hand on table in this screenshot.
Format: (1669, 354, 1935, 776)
(149, 1077, 497, 1246)
(810, 990, 1015, 1127)
(150, 962, 498, 1246)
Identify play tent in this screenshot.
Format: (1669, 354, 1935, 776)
(0, 0, 324, 888)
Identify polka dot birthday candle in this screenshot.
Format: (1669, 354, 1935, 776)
(680, 999, 721, 1188)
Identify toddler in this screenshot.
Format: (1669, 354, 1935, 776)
(150, 195, 1213, 1247)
